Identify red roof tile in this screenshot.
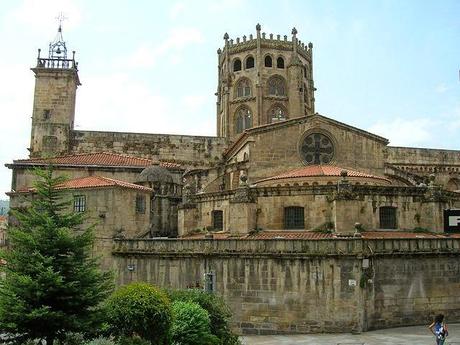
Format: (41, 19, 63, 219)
(12, 152, 181, 169)
(257, 165, 390, 183)
(180, 230, 460, 240)
(13, 176, 152, 193)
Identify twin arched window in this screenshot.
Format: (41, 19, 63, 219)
(269, 105, 287, 123)
(236, 107, 252, 133)
(268, 76, 286, 96)
(236, 78, 251, 98)
(233, 56, 255, 72)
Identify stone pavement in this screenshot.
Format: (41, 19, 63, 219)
(241, 323, 460, 345)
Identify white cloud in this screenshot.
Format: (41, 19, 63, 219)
(183, 95, 207, 111)
(115, 27, 204, 69)
(435, 83, 449, 93)
(4, 0, 82, 36)
(77, 73, 171, 133)
(170, 2, 186, 20)
(368, 118, 434, 146)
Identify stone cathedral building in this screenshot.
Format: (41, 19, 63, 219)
(5, 24, 460, 334)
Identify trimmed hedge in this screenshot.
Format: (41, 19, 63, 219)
(170, 301, 218, 345)
(105, 283, 171, 345)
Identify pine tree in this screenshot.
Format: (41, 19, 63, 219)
(0, 167, 113, 345)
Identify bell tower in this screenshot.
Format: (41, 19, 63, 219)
(29, 17, 80, 158)
(216, 24, 316, 141)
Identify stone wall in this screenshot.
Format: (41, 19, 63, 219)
(179, 185, 460, 235)
(70, 130, 228, 168)
(112, 238, 460, 334)
(387, 146, 460, 166)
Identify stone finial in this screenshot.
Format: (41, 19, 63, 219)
(284, 35, 287, 41)
(308, 42, 313, 48)
(262, 32, 266, 39)
(37, 48, 41, 58)
(236, 37, 240, 44)
(277, 34, 280, 40)
(256, 23, 261, 31)
(269, 33, 273, 39)
(340, 170, 348, 178)
(243, 35, 246, 42)
(249, 34, 253, 40)
(223, 32, 229, 40)
(217, 48, 222, 54)
(291, 27, 298, 35)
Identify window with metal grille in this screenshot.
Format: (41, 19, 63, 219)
(135, 194, 146, 214)
(73, 195, 86, 213)
(212, 210, 223, 231)
(284, 206, 304, 229)
(379, 206, 397, 229)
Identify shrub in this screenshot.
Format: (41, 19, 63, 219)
(117, 336, 150, 345)
(105, 282, 172, 345)
(85, 337, 116, 345)
(170, 301, 218, 345)
(167, 289, 241, 345)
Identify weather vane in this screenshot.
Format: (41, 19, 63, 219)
(56, 12, 68, 32)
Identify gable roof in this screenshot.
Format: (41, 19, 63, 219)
(224, 113, 389, 158)
(256, 165, 391, 184)
(7, 152, 181, 169)
(10, 175, 153, 194)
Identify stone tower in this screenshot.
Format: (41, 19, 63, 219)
(29, 23, 80, 158)
(216, 24, 315, 140)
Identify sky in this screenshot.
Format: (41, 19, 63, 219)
(0, 0, 459, 197)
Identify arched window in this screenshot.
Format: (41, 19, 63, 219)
(268, 76, 286, 96)
(236, 107, 252, 133)
(233, 59, 242, 72)
(264, 55, 272, 67)
(269, 105, 287, 123)
(245, 56, 255, 69)
(277, 57, 285, 68)
(235, 78, 251, 98)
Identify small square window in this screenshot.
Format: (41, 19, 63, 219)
(136, 194, 146, 214)
(379, 207, 397, 229)
(284, 206, 304, 229)
(73, 195, 86, 213)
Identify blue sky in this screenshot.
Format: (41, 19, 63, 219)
(0, 0, 459, 196)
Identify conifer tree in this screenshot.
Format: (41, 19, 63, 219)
(0, 168, 113, 345)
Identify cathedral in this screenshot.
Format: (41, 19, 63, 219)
(5, 23, 460, 334)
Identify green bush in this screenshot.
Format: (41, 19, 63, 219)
(117, 336, 150, 345)
(85, 337, 116, 345)
(167, 289, 241, 345)
(105, 282, 172, 345)
(170, 301, 218, 345)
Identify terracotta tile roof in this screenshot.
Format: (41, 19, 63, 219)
(11, 152, 181, 169)
(180, 230, 460, 240)
(257, 165, 390, 183)
(14, 176, 152, 193)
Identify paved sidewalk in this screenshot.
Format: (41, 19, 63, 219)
(241, 323, 460, 345)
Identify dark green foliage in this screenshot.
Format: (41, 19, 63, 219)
(117, 336, 150, 345)
(0, 168, 113, 345)
(105, 282, 172, 345)
(170, 301, 218, 345)
(85, 337, 116, 345)
(167, 289, 241, 345)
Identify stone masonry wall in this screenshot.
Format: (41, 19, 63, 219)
(71, 130, 228, 168)
(112, 238, 460, 334)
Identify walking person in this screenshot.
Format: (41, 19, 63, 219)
(429, 314, 449, 345)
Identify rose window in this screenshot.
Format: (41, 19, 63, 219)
(300, 133, 334, 164)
